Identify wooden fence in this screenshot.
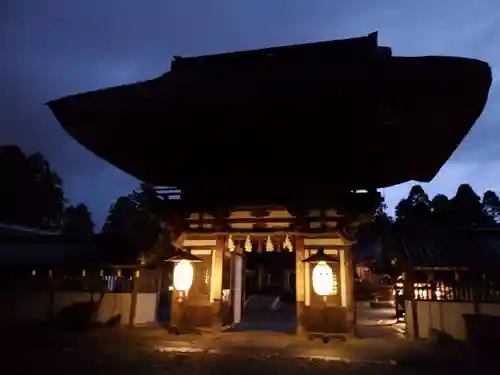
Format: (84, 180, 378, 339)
(413, 281, 500, 303)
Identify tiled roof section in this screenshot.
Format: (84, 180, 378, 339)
(0, 242, 93, 265)
(0, 222, 61, 236)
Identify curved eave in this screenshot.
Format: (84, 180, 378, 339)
(47, 56, 492, 192)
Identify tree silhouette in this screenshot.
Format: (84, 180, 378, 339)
(102, 183, 162, 257)
(0, 146, 38, 226)
(482, 190, 500, 224)
(372, 183, 500, 276)
(0, 145, 93, 231)
(62, 203, 95, 239)
(450, 184, 489, 228)
(28, 152, 66, 227)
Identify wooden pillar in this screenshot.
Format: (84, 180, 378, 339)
(129, 268, 140, 326)
(210, 236, 224, 331)
(295, 237, 306, 336)
(230, 252, 244, 325)
(170, 290, 181, 330)
(343, 242, 355, 334)
(257, 264, 264, 292)
(406, 268, 420, 340)
(155, 265, 164, 323)
(47, 269, 55, 321)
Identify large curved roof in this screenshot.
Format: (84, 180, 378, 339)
(47, 32, 492, 201)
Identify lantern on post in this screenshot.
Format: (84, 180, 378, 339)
(165, 249, 203, 292)
(164, 249, 203, 335)
(302, 248, 339, 297)
(302, 248, 339, 340)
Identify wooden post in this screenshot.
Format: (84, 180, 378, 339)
(129, 268, 140, 326)
(47, 269, 55, 322)
(344, 243, 355, 335)
(211, 236, 224, 331)
(155, 265, 164, 323)
(295, 237, 306, 336)
(230, 252, 244, 325)
(348, 244, 358, 337)
(406, 268, 420, 340)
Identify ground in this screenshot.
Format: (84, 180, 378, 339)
(4, 326, 496, 375)
(3, 305, 496, 374)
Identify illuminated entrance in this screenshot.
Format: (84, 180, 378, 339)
(163, 197, 378, 336)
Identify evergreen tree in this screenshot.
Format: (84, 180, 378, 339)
(482, 190, 500, 224)
(62, 203, 95, 239)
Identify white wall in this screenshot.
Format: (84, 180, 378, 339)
(134, 293, 158, 325)
(405, 301, 500, 341)
(1, 291, 158, 326)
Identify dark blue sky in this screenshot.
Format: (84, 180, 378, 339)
(1, 0, 499, 228)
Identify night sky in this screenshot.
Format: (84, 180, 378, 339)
(2, 0, 499, 228)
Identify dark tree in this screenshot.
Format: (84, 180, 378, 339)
(0, 145, 71, 229)
(102, 183, 162, 256)
(450, 184, 490, 228)
(28, 152, 66, 227)
(102, 197, 138, 238)
(429, 194, 452, 232)
(62, 203, 95, 239)
(482, 190, 500, 224)
(0, 146, 39, 226)
(395, 185, 431, 223)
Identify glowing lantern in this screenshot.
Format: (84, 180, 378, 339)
(302, 248, 339, 297)
(173, 260, 194, 292)
(312, 261, 335, 296)
(165, 249, 203, 292)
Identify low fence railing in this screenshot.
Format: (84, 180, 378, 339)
(413, 281, 500, 303)
(0, 268, 160, 294)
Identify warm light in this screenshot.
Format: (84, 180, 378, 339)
(265, 236, 274, 252)
(244, 235, 252, 252)
(173, 260, 194, 292)
(312, 261, 336, 296)
(435, 289, 442, 299)
(283, 234, 293, 252)
(227, 235, 235, 252)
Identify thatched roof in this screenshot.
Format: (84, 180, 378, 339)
(47, 32, 492, 201)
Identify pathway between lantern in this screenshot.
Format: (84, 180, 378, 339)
(5, 324, 494, 372)
(151, 331, 482, 368)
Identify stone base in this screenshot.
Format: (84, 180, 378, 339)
(298, 304, 352, 334)
(172, 301, 233, 332)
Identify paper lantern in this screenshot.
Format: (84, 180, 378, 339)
(173, 260, 194, 292)
(312, 261, 336, 296)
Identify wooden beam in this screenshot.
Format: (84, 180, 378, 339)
(180, 229, 343, 236)
(185, 217, 342, 224)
